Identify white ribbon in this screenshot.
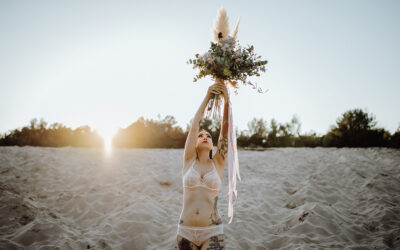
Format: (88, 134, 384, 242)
(226, 87, 241, 224)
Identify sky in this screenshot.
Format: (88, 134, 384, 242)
(1, 0, 399, 140)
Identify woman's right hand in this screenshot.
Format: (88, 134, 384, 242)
(207, 83, 223, 99)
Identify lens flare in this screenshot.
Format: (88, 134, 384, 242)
(95, 125, 118, 154)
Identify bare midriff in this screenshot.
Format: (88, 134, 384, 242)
(179, 187, 222, 227)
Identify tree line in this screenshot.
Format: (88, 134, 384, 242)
(1, 108, 399, 148)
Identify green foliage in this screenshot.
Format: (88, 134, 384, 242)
(187, 37, 268, 93)
(265, 119, 278, 147)
(336, 108, 377, 132)
(247, 117, 268, 137)
(295, 132, 322, 147)
(245, 118, 268, 147)
(0, 118, 103, 147)
(388, 125, 400, 147)
(0, 110, 398, 148)
(113, 115, 186, 148)
(324, 108, 388, 147)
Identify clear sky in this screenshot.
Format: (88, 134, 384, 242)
(1, 0, 399, 140)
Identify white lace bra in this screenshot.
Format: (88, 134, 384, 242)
(183, 160, 221, 192)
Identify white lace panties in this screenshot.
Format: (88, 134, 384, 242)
(177, 224, 224, 246)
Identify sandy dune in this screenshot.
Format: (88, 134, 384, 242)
(0, 146, 399, 249)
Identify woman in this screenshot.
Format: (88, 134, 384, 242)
(176, 80, 229, 250)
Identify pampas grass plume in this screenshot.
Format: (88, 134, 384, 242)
(212, 7, 230, 42)
(232, 17, 241, 40)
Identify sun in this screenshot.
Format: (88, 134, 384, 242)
(102, 133, 114, 153)
(96, 125, 118, 154)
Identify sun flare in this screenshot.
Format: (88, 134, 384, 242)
(103, 133, 114, 152)
(96, 126, 118, 154)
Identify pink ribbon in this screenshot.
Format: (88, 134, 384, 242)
(226, 87, 241, 224)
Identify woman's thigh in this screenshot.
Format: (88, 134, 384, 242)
(200, 234, 225, 250)
(176, 235, 199, 250)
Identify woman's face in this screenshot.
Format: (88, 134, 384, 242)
(196, 130, 213, 151)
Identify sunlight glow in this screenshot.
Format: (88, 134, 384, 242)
(96, 125, 118, 154)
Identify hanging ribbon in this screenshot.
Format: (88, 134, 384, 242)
(226, 87, 241, 224)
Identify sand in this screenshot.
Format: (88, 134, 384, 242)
(0, 146, 399, 249)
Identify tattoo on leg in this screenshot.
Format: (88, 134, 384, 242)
(205, 235, 224, 250)
(177, 236, 194, 250)
(217, 136, 228, 160)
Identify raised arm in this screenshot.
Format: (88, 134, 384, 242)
(214, 82, 229, 167)
(183, 84, 219, 163)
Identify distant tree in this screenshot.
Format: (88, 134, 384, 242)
(296, 131, 322, 147)
(289, 115, 301, 137)
(325, 108, 388, 147)
(0, 118, 103, 147)
(388, 124, 400, 148)
(72, 125, 103, 147)
(237, 130, 250, 147)
(113, 115, 186, 148)
(0, 112, 396, 149)
(247, 117, 268, 137)
(272, 115, 300, 147)
(246, 118, 268, 147)
(266, 118, 278, 147)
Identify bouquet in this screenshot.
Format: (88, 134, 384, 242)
(187, 7, 269, 119)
